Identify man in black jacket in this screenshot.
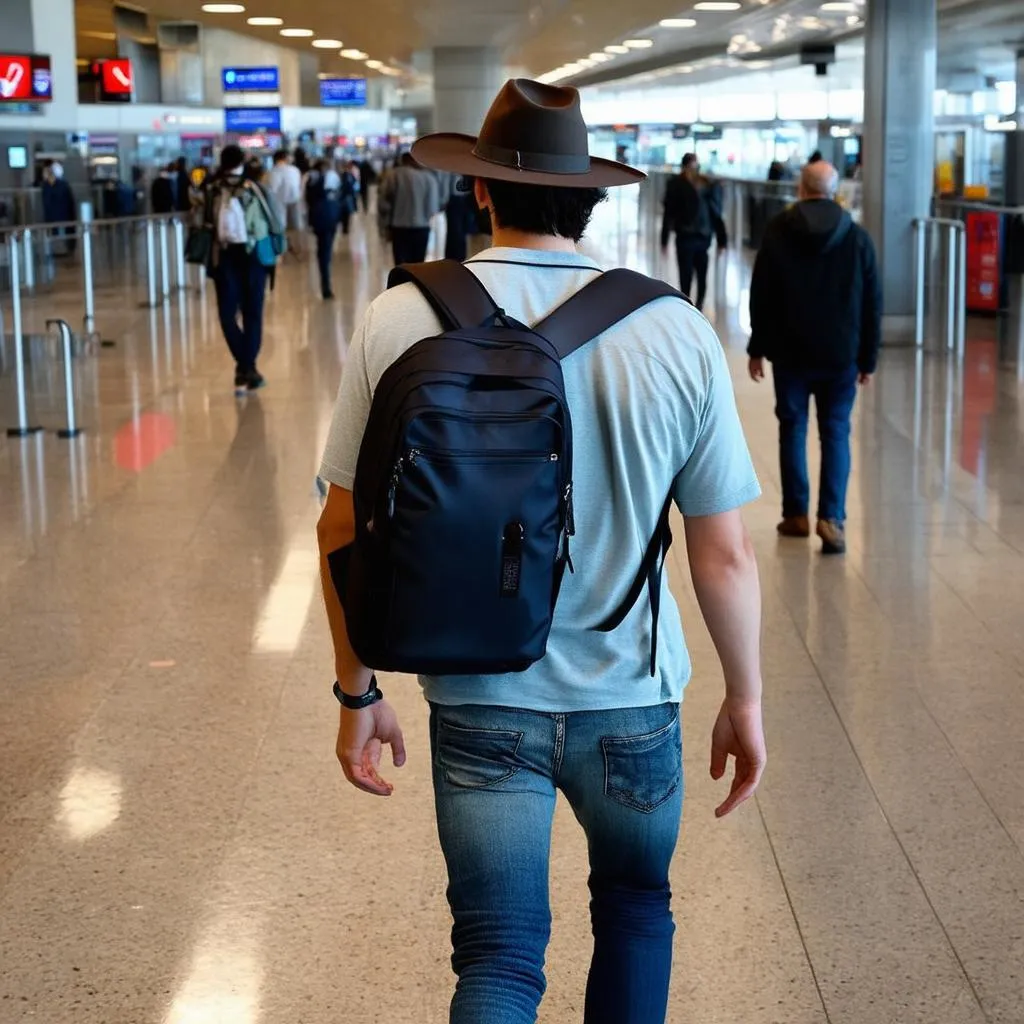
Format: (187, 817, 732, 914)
(748, 161, 882, 555)
(661, 154, 727, 311)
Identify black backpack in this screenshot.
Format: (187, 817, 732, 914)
(331, 260, 684, 677)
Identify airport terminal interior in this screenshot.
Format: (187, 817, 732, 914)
(2, 0, 1024, 1022)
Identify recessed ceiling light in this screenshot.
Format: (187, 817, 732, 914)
(365, 59, 383, 69)
(694, 2, 741, 9)
(821, 1, 857, 9)
(846, 14, 861, 25)
(246, 15, 282, 24)
(279, 27, 313, 36)
(623, 38, 654, 48)
(201, 3, 245, 11)
(340, 48, 368, 59)
(312, 38, 342, 48)
(587, 52, 612, 62)
(604, 44, 630, 54)
(660, 18, 697, 27)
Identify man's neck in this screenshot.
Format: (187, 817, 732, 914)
(489, 226, 576, 253)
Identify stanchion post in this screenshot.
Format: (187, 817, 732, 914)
(158, 217, 171, 301)
(80, 202, 96, 339)
(956, 224, 967, 359)
(946, 225, 957, 352)
(23, 227, 35, 291)
(6, 233, 43, 438)
(914, 218, 926, 349)
(47, 319, 83, 438)
(145, 218, 158, 308)
(172, 217, 187, 292)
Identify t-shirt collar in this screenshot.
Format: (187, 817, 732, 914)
(467, 246, 602, 269)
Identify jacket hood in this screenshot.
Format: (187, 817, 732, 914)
(782, 199, 852, 252)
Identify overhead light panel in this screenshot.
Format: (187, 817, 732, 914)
(694, 2, 741, 9)
(280, 27, 313, 36)
(201, 3, 245, 11)
(246, 15, 282, 24)
(623, 38, 654, 48)
(604, 44, 630, 54)
(660, 18, 697, 27)
(365, 59, 383, 69)
(820, 1, 858, 9)
(312, 38, 342, 48)
(340, 48, 368, 59)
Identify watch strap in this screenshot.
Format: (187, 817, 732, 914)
(333, 678, 384, 710)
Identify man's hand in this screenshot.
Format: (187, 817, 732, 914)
(336, 699, 407, 797)
(748, 357, 766, 383)
(710, 698, 766, 818)
(858, 372, 873, 386)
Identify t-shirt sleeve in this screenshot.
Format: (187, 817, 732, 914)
(318, 313, 373, 491)
(672, 338, 761, 517)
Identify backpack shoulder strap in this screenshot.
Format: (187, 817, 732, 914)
(387, 259, 499, 331)
(534, 268, 687, 360)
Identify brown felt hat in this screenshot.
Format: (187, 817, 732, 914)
(411, 78, 645, 188)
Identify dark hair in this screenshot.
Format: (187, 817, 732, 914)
(399, 151, 417, 168)
(809, 150, 823, 164)
(272, 149, 289, 164)
(681, 153, 698, 170)
(220, 144, 244, 171)
(481, 179, 607, 242)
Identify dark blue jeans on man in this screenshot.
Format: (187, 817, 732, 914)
(773, 365, 858, 522)
(430, 701, 682, 1024)
(213, 244, 268, 376)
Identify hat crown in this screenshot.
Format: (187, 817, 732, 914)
(477, 79, 589, 160)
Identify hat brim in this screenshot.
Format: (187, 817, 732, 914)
(411, 133, 645, 188)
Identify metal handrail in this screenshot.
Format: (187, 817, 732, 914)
(0, 210, 187, 239)
(913, 216, 966, 357)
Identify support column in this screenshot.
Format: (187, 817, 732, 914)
(1004, 52, 1024, 206)
(432, 47, 504, 134)
(862, 0, 937, 327)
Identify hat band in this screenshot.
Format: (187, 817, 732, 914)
(472, 140, 591, 175)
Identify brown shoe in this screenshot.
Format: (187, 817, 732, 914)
(816, 519, 846, 555)
(777, 516, 811, 538)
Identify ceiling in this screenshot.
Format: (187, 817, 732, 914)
(73, 0, 1024, 90)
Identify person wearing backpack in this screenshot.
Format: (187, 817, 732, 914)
(316, 79, 766, 1024)
(660, 153, 728, 312)
(305, 158, 343, 300)
(205, 144, 282, 393)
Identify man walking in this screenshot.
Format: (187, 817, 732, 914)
(660, 153, 727, 311)
(268, 149, 303, 255)
(748, 161, 882, 555)
(377, 152, 443, 264)
(317, 79, 766, 1024)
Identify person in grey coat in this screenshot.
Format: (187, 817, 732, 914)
(378, 152, 443, 264)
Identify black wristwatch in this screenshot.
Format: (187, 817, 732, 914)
(333, 677, 384, 710)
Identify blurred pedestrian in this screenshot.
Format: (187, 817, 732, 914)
(378, 152, 443, 265)
(269, 149, 303, 255)
(151, 163, 176, 214)
(660, 154, 726, 311)
(174, 157, 192, 213)
(339, 161, 359, 236)
(306, 158, 342, 299)
(41, 160, 77, 257)
(747, 161, 882, 555)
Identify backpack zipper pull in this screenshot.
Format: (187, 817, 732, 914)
(387, 456, 405, 520)
(565, 482, 575, 536)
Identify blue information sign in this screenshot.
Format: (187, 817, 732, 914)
(224, 106, 282, 133)
(222, 66, 280, 92)
(319, 77, 367, 107)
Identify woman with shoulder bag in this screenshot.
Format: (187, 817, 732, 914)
(206, 145, 280, 394)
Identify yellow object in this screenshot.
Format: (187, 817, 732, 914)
(963, 184, 989, 199)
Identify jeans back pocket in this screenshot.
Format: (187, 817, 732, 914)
(601, 708, 682, 813)
(436, 718, 525, 789)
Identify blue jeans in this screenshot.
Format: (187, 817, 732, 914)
(773, 365, 858, 522)
(213, 244, 268, 375)
(430, 702, 683, 1024)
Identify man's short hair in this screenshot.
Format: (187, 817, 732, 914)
(272, 149, 289, 164)
(220, 144, 245, 172)
(482, 179, 607, 243)
(682, 153, 698, 170)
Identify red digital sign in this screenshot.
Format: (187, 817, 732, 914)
(965, 211, 1002, 313)
(101, 59, 133, 96)
(0, 54, 52, 103)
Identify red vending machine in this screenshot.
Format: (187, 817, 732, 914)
(965, 211, 1002, 312)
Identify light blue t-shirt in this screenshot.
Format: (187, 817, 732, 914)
(319, 247, 760, 712)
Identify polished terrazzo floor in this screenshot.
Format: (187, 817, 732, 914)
(1, 194, 1023, 1024)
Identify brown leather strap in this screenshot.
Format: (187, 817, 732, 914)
(532, 268, 686, 360)
(387, 259, 498, 331)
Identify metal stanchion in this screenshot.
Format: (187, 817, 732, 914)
(144, 218, 158, 308)
(23, 227, 35, 291)
(47, 319, 83, 438)
(946, 226, 957, 352)
(80, 202, 103, 344)
(913, 218, 926, 349)
(158, 217, 171, 301)
(172, 217, 187, 291)
(956, 226, 967, 359)
(6, 233, 43, 438)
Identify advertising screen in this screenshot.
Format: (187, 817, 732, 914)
(224, 106, 282, 133)
(8, 145, 28, 169)
(0, 55, 53, 103)
(319, 77, 367, 107)
(222, 67, 280, 92)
